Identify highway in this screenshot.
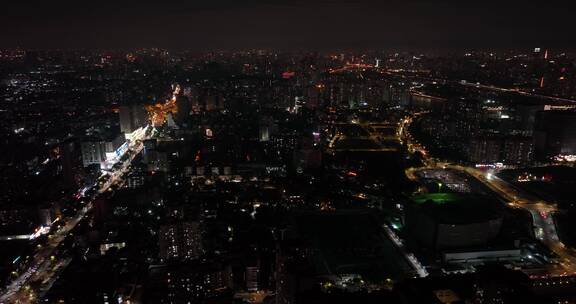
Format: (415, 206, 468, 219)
(0, 126, 150, 304)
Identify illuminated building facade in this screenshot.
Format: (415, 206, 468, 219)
(159, 221, 204, 261)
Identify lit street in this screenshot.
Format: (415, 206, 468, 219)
(401, 114, 576, 279)
(1, 15, 575, 302)
(0, 126, 150, 304)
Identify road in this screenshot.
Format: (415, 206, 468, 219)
(327, 123, 399, 153)
(446, 164, 576, 278)
(0, 126, 150, 304)
(400, 113, 576, 278)
(458, 81, 576, 105)
(381, 224, 428, 278)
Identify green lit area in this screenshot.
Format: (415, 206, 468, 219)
(412, 193, 463, 205)
(410, 193, 500, 224)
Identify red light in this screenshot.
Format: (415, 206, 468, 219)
(282, 71, 295, 79)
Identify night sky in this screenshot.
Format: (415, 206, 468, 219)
(1, 0, 574, 50)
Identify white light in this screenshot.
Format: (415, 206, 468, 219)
(29, 226, 50, 240)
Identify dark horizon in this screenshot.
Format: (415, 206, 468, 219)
(2, 0, 575, 50)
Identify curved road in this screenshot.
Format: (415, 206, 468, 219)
(401, 113, 576, 278)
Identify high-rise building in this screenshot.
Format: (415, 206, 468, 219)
(534, 110, 576, 159)
(80, 134, 125, 167)
(245, 266, 260, 292)
(147, 262, 233, 303)
(159, 221, 203, 261)
(126, 170, 145, 189)
(80, 141, 107, 167)
(119, 105, 148, 134)
(502, 137, 534, 165)
(259, 116, 277, 142)
(466, 136, 534, 165)
(58, 140, 82, 187)
(466, 137, 502, 164)
(305, 85, 321, 109)
(383, 82, 410, 107)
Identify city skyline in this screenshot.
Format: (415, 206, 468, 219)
(1, 2, 576, 303)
